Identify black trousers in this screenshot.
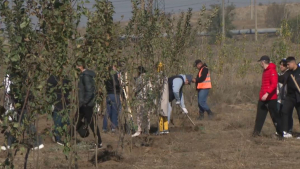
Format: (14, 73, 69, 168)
(253, 100, 283, 136)
(281, 96, 300, 132)
(77, 106, 102, 144)
(279, 101, 293, 133)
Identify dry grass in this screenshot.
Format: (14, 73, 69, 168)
(2, 102, 299, 168)
(1, 37, 300, 168)
(1, 3, 300, 169)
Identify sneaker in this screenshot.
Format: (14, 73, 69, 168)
(90, 143, 103, 150)
(111, 129, 116, 133)
(51, 136, 56, 143)
(198, 114, 204, 121)
(283, 131, 292, 138)
(132, 131, 141, 137)
(56, 140, 64, 146)
(102, 129, 108, 133)
(32, 144, 44, 150)
(163, 130, 169, 134)
(207, 110, 214, 120)
(297, 137, 300, 140)
(252, 131, 260, 137)
(1, 145, 10, 151)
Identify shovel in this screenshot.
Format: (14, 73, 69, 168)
(177, 105, 195, 126)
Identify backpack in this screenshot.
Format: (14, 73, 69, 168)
(77, 119, 90, 138)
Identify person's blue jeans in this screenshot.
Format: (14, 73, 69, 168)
(198, 89, 210, 114)
(52, 108, 70, 142)
(103, 94, 121, 130)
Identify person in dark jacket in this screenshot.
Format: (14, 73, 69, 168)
(76, 61, 102, 149)
(253, 55, 283, 138)
(47, 74, 71, 146)
(103, 65, 121, 133)
(192, 60, 214, 120)
(281, 56, 300, 139)
(277, 58, 293, 134)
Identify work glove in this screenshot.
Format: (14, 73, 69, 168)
(181, 107, 188, 114)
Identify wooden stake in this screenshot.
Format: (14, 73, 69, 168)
(255, 0, 258, 41)
(291, 74, 300, 93)
(250, 0, 253, 20)
(222, 0, 225, 44)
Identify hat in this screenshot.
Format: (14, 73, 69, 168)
(194, 60, 202, 67)
(280, 58, 286, 62)
(137, 66, 147, 74)
(279, 58, 287, 65)
(258, 55, 270, 62)
(186, 74, 193, 84)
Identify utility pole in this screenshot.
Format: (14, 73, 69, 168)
(141, 0, 145, 11)
(148, 0, 153, 13)
(154, 0, 165, 13)
(255, 0, 257, 41)
(222, 0, 225, 44)
(250, 0, 253, 20)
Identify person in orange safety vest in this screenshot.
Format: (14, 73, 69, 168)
(192, 60, 214, 120)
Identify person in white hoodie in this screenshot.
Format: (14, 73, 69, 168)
(166, 74, 192, 133)
(3, 75, 15, 121)
(1, 74, 44, 151)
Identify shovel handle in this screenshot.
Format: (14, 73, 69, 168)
(186, 114, 196, 126)
(291, 74, 300, 93)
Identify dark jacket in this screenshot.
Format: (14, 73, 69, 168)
(105, 70, 121, 95)
(286, 67, 300, 102)
(47, 75, 71, 111)
(278, 70, 291, 101)
(78, 69, 96, 107)
(195, 64, 208, 87)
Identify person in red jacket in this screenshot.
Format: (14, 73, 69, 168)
(253, 55, 283, 138)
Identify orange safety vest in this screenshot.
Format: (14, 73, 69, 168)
(197, 67, 212, 89)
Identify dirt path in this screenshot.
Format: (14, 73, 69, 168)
(1, 103, 300, 168)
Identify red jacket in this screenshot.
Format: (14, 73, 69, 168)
(259, 63, 278, 101)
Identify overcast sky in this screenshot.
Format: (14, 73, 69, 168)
(4, 0, 300, 28)
(83, 0, 299, 26)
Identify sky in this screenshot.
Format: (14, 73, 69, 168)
(3, 0, 300, 28)
(99, 0, 299, 20)
(83, 0, 300, 26)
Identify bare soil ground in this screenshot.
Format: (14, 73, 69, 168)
(1, 102, 300, 169)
